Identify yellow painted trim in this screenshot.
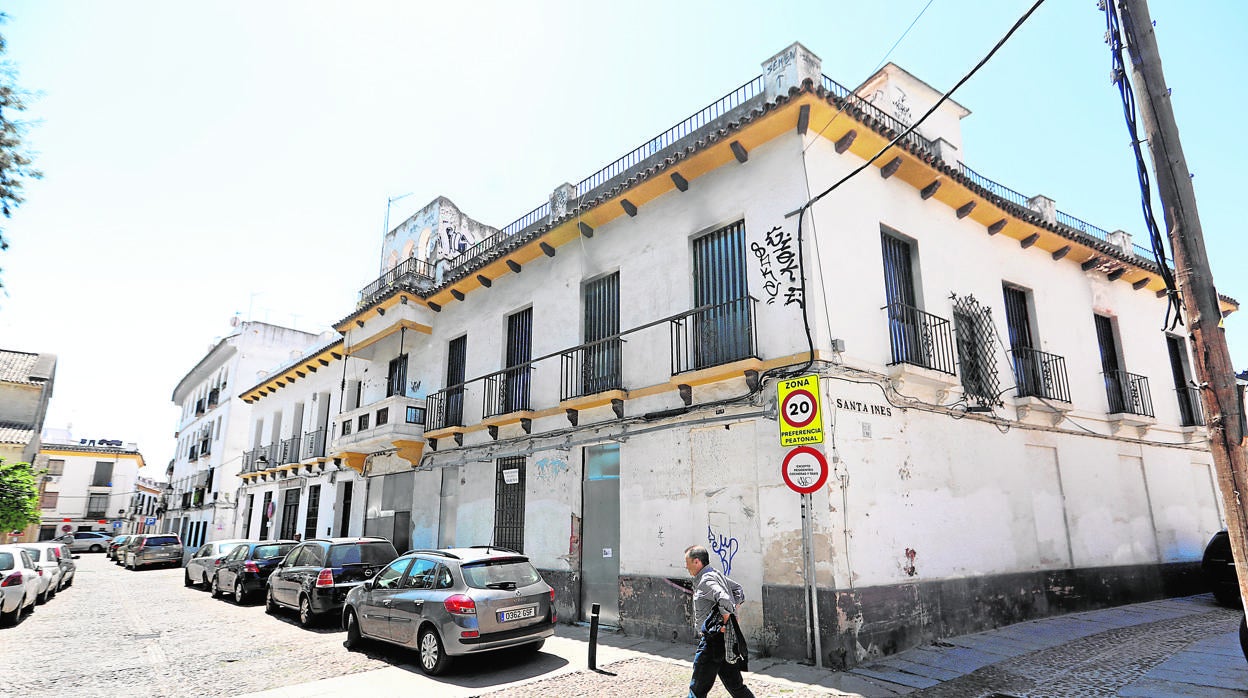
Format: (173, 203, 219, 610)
(241, 340, 344, 403)
(393, 439, 425, 467)
(336, 290, 438, 331)
(670, 358, 764, 388)
(560, 389, 628, 411)
(346, 319, 433, 357)
(481, 410, 537, 428)
(39, 449, 145, 465)
(338, 452, 367, 474)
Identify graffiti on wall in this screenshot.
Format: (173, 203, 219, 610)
(707, 525, 740, 576)
(751, 225, 803, 308)
(534, 456, 569, 480)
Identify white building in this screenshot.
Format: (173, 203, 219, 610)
(32, 434, 147, 541)
(234, 43, 1232, 667)
(233, 338, 368, 543)
(0, 348, 56, 466)
(167, 320, 319, 554)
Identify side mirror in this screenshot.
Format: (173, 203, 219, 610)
(363, 579, 374, 591)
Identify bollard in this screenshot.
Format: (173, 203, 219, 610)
(588, 602, 601, 670)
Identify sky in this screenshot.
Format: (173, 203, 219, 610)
(2, 1, 1245, 476)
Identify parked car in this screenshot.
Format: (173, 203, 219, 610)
(107, 535, 131, 561)
(185, 539, 254, 588)
(54, 530, 113, 553)
(266, 537, 399, 627)
(342, 546, 556, 675)
(1203, 529, 1241, 607)
(0, 545, 41, 625)
(46, 543, 76, 587)
(211, 540, 297, 603)
(16, 544, 63, 603)
(124, 534, 184, 570)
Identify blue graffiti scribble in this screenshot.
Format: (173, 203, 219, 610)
(707, 525, 739, 576)
(535, 457, 570, 479)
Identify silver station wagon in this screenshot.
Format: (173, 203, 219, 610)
(342, 546, 556, 675)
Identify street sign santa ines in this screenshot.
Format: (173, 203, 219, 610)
(782, 446, 829, 494)
(778, 374, 824, 446)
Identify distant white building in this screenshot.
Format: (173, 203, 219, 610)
(31, 434, 147, 541)
(167, 320, 318, 554)
(0, 348, 56, 465)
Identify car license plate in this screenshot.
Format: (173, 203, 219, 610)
(498, 605, 537, 623)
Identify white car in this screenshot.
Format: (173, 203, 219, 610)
(54, 531, 113, 553)
(185, 539, 254, 588)
(0, 545, 41, 625)
(18, 543, 65, 602)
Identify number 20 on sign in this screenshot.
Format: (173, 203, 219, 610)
(777, 374, 823, 447)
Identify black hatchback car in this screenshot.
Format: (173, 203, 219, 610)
(266, 537, 399, 627)
(211, 540, 298, 604)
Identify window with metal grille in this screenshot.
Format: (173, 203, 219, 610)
(304, 485, 321, 540)
(494, 456, 526, 553)
(445, 336, 467, 426)
(584, 272, 621, 394)
(504, 309, 533, 413)
(692, 221, 750, 369)
(86, 494, 108, 519)
(387, 354, 408, 398)
(951, 294, 1001, 408)
(279, 488, 300, 539)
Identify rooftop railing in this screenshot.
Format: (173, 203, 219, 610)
(957, 162, 1030, 209)
(820, 75, 935, 154)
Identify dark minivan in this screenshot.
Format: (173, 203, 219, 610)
(266, 537, 398, 627)
(211, 540, 298, 604)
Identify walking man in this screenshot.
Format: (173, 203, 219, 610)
(685, 545, 755, 698)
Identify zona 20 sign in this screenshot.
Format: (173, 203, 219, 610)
(777, 374, 823, 446)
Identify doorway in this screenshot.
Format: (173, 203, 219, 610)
(580, 443, 620, 625)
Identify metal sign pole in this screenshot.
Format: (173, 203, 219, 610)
(802, 491, 823, 668)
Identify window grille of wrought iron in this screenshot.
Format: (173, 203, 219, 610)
(952, 294, 1002, 408)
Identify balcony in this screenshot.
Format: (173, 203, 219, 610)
(561, 338, 624, 407)
(1105, 370, 1154, 417)
(302, 427, 327, 460)
(426, 387, 465, 433)
(670, 296, 759, 377)
(884, 302, 957, 376)
(331, 394, 427, 465)
(1176, 386, 1205, 428)
(358, 256, 436, 308)
(1010, 348, 1072, 403)
(279, 435, 302, 466)
(483, 367, 533, 421)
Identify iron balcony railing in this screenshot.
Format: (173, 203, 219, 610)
(483, 366, 533, 419)
(1176, 386, 1204, 427)
(425, 387, 465, 432)
(280, 435, 301, 466)
(957, 162, 1030, 209)
(302, 428, 326, 460)
(575, 76, 766, 197)
(671, 297, 759, 375)
(1104, 370, 1154, 417)
(442, 202, 552, 281)
(883, 302, 957, 376)
(820, 75, 935, 154)
(357, 256, 437, 307)
(1010, 347, 1072, 403)
(560, 337, 623, 401)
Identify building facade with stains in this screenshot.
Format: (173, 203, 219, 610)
(239, 43, 1231, 667)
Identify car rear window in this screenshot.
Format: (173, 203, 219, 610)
(0, 552, 13, 570)
(18, 547, 42, 561)
(254, 544, 294, 560)
(145, 536, 180, 547)
(327, 542, 398, 567)
(461, 558, 543, 589)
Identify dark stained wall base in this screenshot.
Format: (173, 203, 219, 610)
(538, 568, 580, 624)
(613, 562, 1205, 669)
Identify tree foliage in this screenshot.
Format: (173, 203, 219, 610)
(0, 459, 41, 533)
(0, 16, 42, 287)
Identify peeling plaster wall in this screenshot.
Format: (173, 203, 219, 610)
(409, 467, 441, 550)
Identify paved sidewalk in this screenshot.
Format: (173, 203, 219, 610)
(243, 594, 1247, 697)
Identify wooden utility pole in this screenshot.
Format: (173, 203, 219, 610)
(1119, 0, 1248, 607)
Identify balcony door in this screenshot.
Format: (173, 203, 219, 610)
(583, 273, 621, 394)
(692, 221, 749, 369)
(387, 354, 408, 398)
(1166, 335, 1200, 426)
(1004, 285, 1042, 397)
(504, 309, 532, 413)
(445, 336, 466, 426)
(881, 231, 925, 366)
(1095, 314, 1129, 412)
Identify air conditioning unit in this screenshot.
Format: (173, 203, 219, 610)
(44, 475, 59, 484)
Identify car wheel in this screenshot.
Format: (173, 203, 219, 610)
(184, 570, 194, 587)
(89, 544, 103, 553)
(343, 608, 362, 649)
(265, 588, 278, 615)
(210, 575, 221, 598)
(298, 595, 317, 628)
(0, 605, 17, 627)
(1214, 588, 1243, 608)
(234, 580, 247, 604)
(201, 573, 210, 589)
(418, 626, 452, 676)
(37, 588, 49, 605)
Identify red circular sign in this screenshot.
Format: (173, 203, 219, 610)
(61, 524, 73, 532)
(781, 389, 818, 428)
(782, 446, 829, 494)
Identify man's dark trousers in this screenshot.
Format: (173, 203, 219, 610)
(688, 632, 755, 698)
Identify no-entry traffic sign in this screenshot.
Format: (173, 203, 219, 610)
(782, 446, 829, 494)
(778, 375, 823, 446)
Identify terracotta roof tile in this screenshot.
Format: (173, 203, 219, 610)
(0, 422, 35, 445)
(0, 349, 51, 385)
